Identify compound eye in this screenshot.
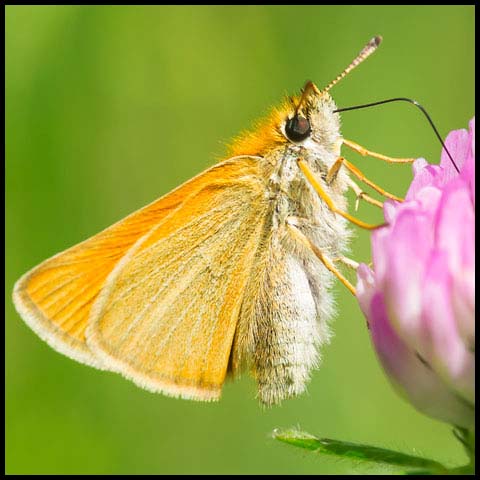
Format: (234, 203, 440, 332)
(285, 115, 311, 142)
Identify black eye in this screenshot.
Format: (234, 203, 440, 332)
(285, 115, 311, 142)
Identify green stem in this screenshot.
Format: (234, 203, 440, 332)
(273, 429, 449, 474)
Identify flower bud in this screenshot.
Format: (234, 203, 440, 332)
(357, 118, 475, 429)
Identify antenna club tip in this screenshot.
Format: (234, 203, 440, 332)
(372, 35, 383, 47)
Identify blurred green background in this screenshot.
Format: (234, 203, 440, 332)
(6, 5, 474, 475)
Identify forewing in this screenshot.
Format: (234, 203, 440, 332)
(13, 157, 264, 371)
(86, 163, 268, 400)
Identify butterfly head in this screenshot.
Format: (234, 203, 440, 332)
(228, 36, 382, 160)
(228, 81, 340, 159)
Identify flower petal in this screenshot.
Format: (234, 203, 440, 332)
(441, 128, 470, 181)
(419, 249, 475, 404)
(435, 180, 475, 273)
(461, 117, 475, 203)
(357, 117, 475, 429)
(452, 271, 475, 351)
(406, 158, 442, 201)
(368, 292, 474, 428)
(356, 263, 376, 320)
(380, 209, 432, 340)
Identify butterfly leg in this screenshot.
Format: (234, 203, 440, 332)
(297, 158, 385, 230)
(286, 220, 356, 296)
(327, 156, 403, 202)
(325, 157, 379, 209)
(347, 178, 383, 210)
(342, 138, 415, 164)
(332, 255, 359, 271)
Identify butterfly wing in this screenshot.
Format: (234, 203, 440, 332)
(86, 158, 268, 400)
(13, 157, 267, 380)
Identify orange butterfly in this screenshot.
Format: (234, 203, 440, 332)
(13, 36, 410, 405)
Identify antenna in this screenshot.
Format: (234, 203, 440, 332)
(323, 35, 382, 93)
(334, 97, 460, 173)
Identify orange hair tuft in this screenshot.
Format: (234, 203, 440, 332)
(227, 97, 297, 158)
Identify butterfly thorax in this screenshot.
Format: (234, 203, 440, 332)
(230, 101, 351, 405)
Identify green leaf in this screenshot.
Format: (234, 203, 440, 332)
(273, 429, 449, 474)
(451, 427, 475, 475)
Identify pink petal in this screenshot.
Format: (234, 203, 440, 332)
(368, 291, 474, 428)
(406, 158, 442, 201)
(461, 117, 475, 203)
(356, 263, 376, 320)
(441, 128, 470, 180)
(419, 250, 475, 403)
(452, 271, 475, 351)
(435, 180, 475, 272)
(380, 209, 432, 338)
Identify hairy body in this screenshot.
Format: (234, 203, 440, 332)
(14, 71, 361, 405)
